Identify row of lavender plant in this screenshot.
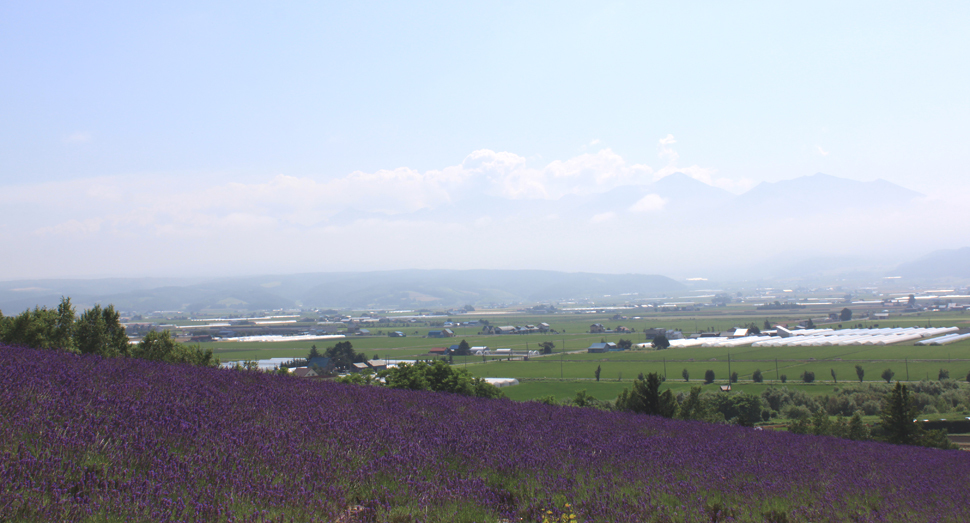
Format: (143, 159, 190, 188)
(2, 344, 969, 522)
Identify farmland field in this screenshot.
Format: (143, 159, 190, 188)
(201, 309, 970, 402)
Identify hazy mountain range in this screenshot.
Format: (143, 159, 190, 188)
(1, 172, 966, 313)
(0, 270, 686, 313)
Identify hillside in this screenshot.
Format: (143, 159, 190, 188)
(0, 270, 685, 313)
(2, 344, 970, 522)
(894, 247, 970, 280)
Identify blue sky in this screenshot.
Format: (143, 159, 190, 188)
(1, 1, 969, 279)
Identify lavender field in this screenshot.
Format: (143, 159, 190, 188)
(2, 345, 970, 522)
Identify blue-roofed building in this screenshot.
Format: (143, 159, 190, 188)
(587, 342, 617, 353)
(307, 357, 332, 371)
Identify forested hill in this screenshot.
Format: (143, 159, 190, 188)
(0, 270, 684, 313)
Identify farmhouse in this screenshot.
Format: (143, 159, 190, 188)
(291, 367, 318, 378)
(427, 329, 454, 338)
(590, 323, 607, 333)
(587, 342, 617, 353)
(389, 331, 406, 337)
(428, 347, 450, 356)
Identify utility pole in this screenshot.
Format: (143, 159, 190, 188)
(728, 352, 732, 384)
(905, 358, 910, 382)
(775, 358, 780, 382)
(663, 357, 667, 380)
(561, 338, 564, 380)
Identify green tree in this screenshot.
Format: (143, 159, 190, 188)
(840, 308, 853, 321)
(595, 365, 601, 382)
(707, 393, 763, 426)
(307, 345, 321, 361)
(939, 369, 950, 380)
(324, 341, 366, 371)
(75, 304, 130, 358)
(855, 364, 865, 383)
(763, 318, 772, 331)
(801, 370, 815, 383)
(752, 369, 763, 383)
(730, 372, 738, 383)
(682, 368, 690, 382)
(780, 374, 787, 383)
(1, 298, 77, 352)
(677, 386, 706, 420)
(52, 297, 76, 351)
(658, 389, 678, 418)
(880, 382, 920, 445)
(377, 360, 502, 398)
(847, 412, 871, 441)
(572, 389, 595, 407)
(652, 335, 670, 350)
(881, 368, 895, 383)
(617, 338, 633, 350)
(380, 362, 429, 391)
(830, 368, 837, 383)
(616, 372, 677, 418)
(132, 330, 218, 366)
(455, 339, 472, 356)
(538, 341, 555, 355)
(704, 369, 715, 384)
(810, 408, 831, 436)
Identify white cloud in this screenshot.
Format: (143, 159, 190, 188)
(65, 132, 93, 144)
(590, 212, 616, 223)
(629, 194, 666, 213)
(34, 218, 103, 236)
(816, 145, 830, 156)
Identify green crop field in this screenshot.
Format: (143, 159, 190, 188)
(471, 338, 970, 401)
(501, 379, 858, 402)
(200, 307, 970, 404)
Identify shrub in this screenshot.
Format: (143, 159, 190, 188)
(802, 371, 815, 383)
(780, 374, 787, 383)
(784, 405, 812, 420)
(730, 372, 738, 383)
(752, 369, 763, 383)
(882, 368, 895, 383)
(704, 369, 715, 384)
(939, 369, 950, 381)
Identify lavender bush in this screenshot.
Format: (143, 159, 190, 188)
(2, 344, 970, 522)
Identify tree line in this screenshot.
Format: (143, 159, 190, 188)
(548, 372, 955, 450)
(335, 359, 503, 399)
(0, 297, 217, 367)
